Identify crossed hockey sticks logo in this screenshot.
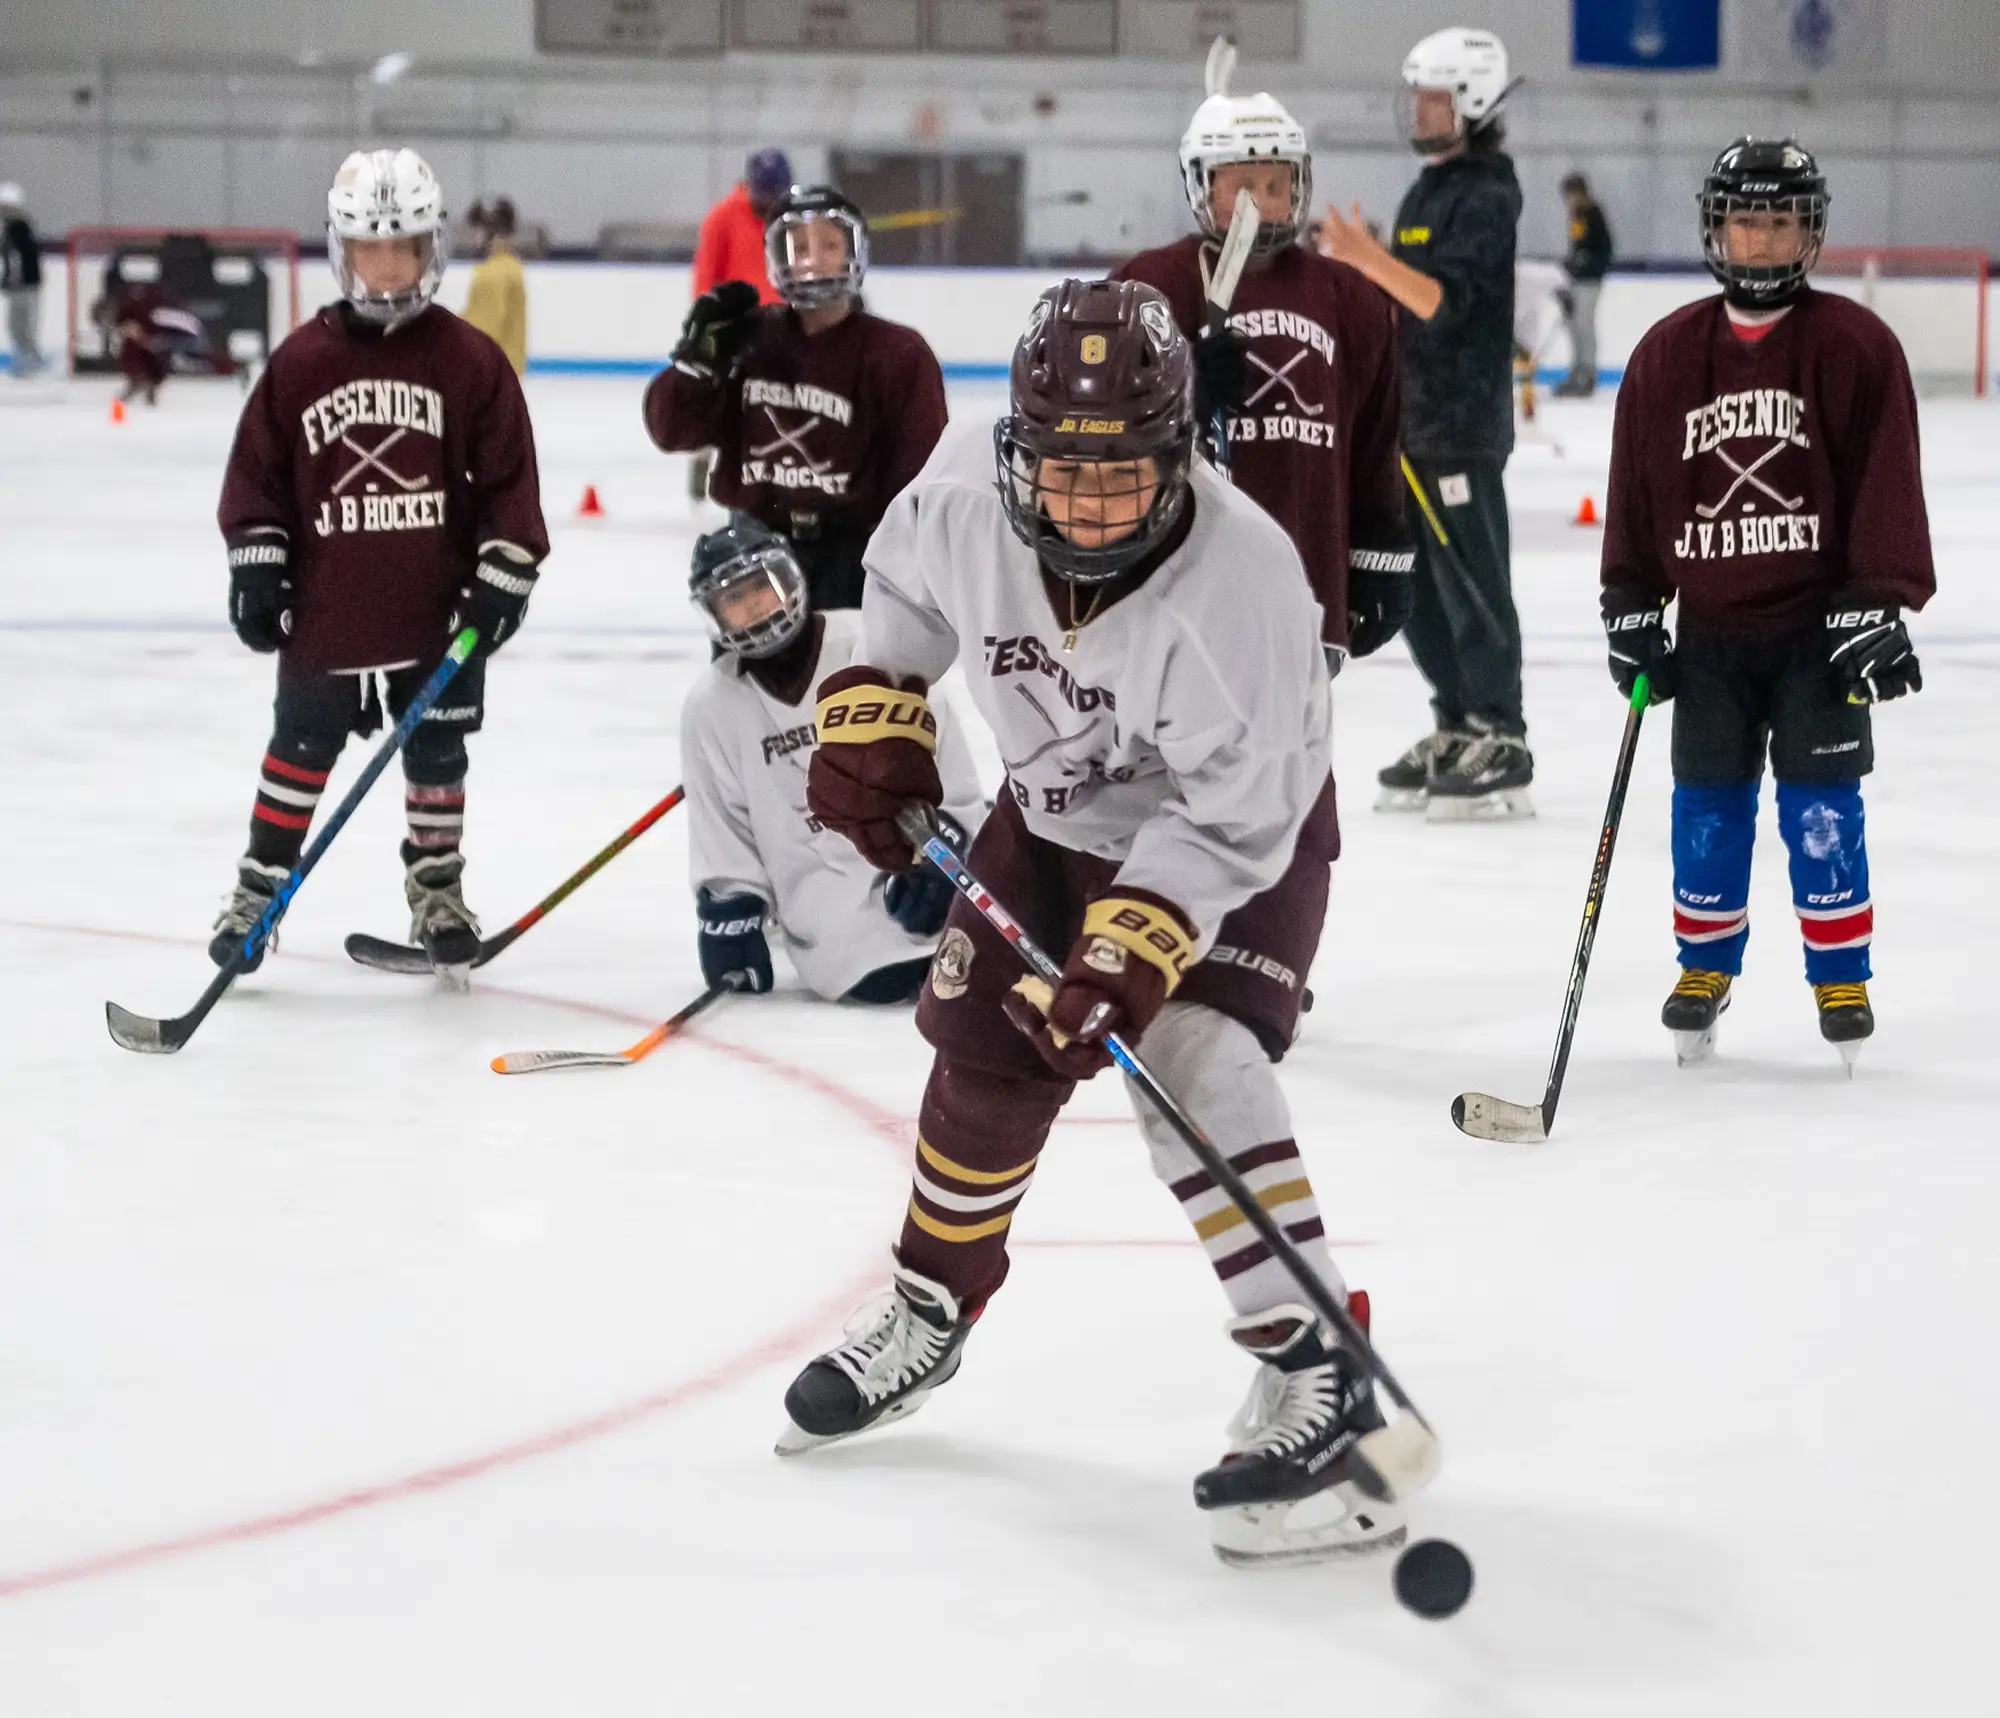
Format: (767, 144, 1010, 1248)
(1696, 440, 1803, 518)
(748, 407, 831, 474)
(331, 427, 429, 495)
(1243, 350, 1325, 416)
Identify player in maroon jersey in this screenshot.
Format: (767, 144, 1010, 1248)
(209, 148, 548, 979)
(1598, 139, 1933, 1065)
(1111, 88, 1413, 672)
(93, 280, 230, 404)
(643, 184, 948, 611)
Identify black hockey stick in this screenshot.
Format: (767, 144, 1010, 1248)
(346, 785, 685, 976)
(1452, 673, 1650, 1142)
(1402, 455, 1508, 640)
(105, 627, 480, 1054)
(897, 805, 1441, 1506)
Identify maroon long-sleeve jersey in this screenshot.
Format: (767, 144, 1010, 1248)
(218, 304, 548, 672)
(1111, 237, 1410, 649)
(1601, 288, 1935, 638)
(644, 306, 946, 543)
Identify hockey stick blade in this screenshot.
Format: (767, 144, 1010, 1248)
(1353, 1416, 1445, 1503)
(1450, 1091, 1549, 1144)
(344, 933, 443, 975)
(105, 999, 185, 1054)
(1204, 33, 1237, 99)
(491, 1048, 637, 1074)
(1207, 187, 1258, 320)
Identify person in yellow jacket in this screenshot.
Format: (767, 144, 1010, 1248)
(462, 198, 527, 375)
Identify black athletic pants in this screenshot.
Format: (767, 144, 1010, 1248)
(1402, 456, 1526, 735)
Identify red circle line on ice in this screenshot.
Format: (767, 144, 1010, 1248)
(0, 917, 1376, 1602)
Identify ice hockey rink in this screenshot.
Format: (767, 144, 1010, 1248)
(2, 369, 1997, 1715)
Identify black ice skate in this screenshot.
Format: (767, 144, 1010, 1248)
(1814, 981, 1873, 1075)
(1663, 968, 1732, 1066)
(1374, 727, 1468, 813)
(1194, 1298, 1408, 1566)
(776, 1262, 973, 1455)
(405, 853, 482, 988)
(207, 856, 288, 971)
(1425, 719, 1535, 822)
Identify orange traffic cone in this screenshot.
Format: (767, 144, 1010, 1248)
(1574, 494, 1598, 526)
(578, 484, 605, 518)
(109, 396, 127, 425)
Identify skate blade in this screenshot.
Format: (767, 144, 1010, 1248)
(1374, 786, 1429, 814)
(1673, 1026, 1720, 1068)
(773, 1388, 935, 1457)
(433, 963, 472, 994)
(1836, 1039, 1865, 1075)
(1209, 1487, 1408, 1567)
(1426, 788, 1535, 823)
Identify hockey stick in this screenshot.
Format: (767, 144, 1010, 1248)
(1204, 33, 1237, 99)
(1402, 454, 1507, 640)
(106, 627, 480, 1054)
(1452, 674, 1651, 1143)
(895, 805, 1441, 1505)
(489, 979, 734, 1075)
(1198, 186, 1260, 478)
(346, 786, 686, 976)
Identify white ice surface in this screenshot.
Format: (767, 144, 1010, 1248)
(2, 373, 1997, 1715)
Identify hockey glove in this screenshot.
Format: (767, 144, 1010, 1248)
(1191, 325, 1251, 424)
(1346, 553, 1415, 659)
(672, 281, 761, 380)
(882, 814, 965, 935)
(453, 549, 540, 658)
(1602, 588, 1677, 703)
(696, 888, 773, 995)
(807, 666, 944, 872)
(1827, 594, 1922, 704)
(1001, 891, 1196, 1080)
(227, 536, 292, 654)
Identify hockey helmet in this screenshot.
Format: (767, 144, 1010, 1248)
(689, 515, 810, 659)
(994, 278, 1195, 586)
(1698, 138, 1829, 310)
(1399, 28, 1512, 154)
(327, 148, 446, 331)
(1178, 92, 1313, 258)
(765, 185, 868, 311)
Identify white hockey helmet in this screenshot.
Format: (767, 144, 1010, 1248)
(1179, 92, 1313, 257)
(1400, 28, 1512, 153)
(326, 148, 446, 330)
(0, 182, 23, 211)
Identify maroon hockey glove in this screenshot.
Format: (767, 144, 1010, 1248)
(807, 666, 943, 872)
(1001, 892, 1197, 1080)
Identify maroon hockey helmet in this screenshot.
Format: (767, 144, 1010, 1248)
(994, 277, 1195, 584)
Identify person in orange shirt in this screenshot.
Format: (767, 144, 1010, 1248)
(688, 150, 791, 499)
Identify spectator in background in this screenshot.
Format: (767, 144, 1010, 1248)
(463, 197, 528, 376)
(1555, 172, 1613, 398)
(1, 182, 47, 378)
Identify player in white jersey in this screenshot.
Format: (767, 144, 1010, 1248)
(775, 278, 1405, 1566)
(681, 518, 987, 1002)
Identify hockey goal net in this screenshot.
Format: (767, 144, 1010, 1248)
(1817, 246, 1991, 397)
(66, 227, 303, 378)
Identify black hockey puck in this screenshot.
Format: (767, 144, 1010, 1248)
(1393, 1537, 1474, 1619)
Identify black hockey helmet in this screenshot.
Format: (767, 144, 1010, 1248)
(1698, 138, 1829, 310)
(689, 515, 809, 659)
(765, 184, 868, 311)
(994, 278, 1195, 585)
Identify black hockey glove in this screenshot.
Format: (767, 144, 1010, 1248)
(452, 550, 539, 658)
(1827, 594, 1922, 704)
(881, 814, 964, 935)
(672, 281, 761, 380)
(1191, 325, 1251, 425)
(1346, 555, 1415, 659)
(1602, 588, 1676, 703)
(227, 536, 292, 654)
(696, 888, 773, 995)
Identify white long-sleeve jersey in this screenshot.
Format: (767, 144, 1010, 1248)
(681, 609, 988, 999)
(859, 419, 1332, 947)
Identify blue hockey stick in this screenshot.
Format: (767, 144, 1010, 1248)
(106, 626, 480, 1054)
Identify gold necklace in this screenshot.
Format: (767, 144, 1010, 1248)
(1063, 581, 1106, 653)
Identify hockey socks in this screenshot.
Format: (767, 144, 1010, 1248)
(1671, 780, 1756, 975)
(402, 777, 466, 865)
(248, 746, 334, 868)
(1777, 779, 1872, 984)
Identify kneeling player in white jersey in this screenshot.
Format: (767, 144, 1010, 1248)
(680, 517, 987, 1002)
(777, 278, 1407, 1565)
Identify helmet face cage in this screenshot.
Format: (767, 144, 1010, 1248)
(1183, 155, 1313, 259)
(689, 540, 810, 659)
(327, 230, 445, 330)
(992, 422, 1192, 586)
(326, 149, 446, 331)
(766, 205, 868, 310)
(1697, 147, 1828, 308)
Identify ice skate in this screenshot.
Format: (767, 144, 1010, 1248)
(1194, 1297, 1407, 1567)
(404, 852, 482, 989)
(1425, 720, 1534, 822)
(776, 1261, 973, 1455)
(1374, 727, 1467, 813)
(1814, 981, 1873, 1074)
(1662, 969, 1732, 1066)
(207, 856, 288, 971)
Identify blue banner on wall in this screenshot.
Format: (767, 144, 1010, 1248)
(1573, 0, 1721, 69)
